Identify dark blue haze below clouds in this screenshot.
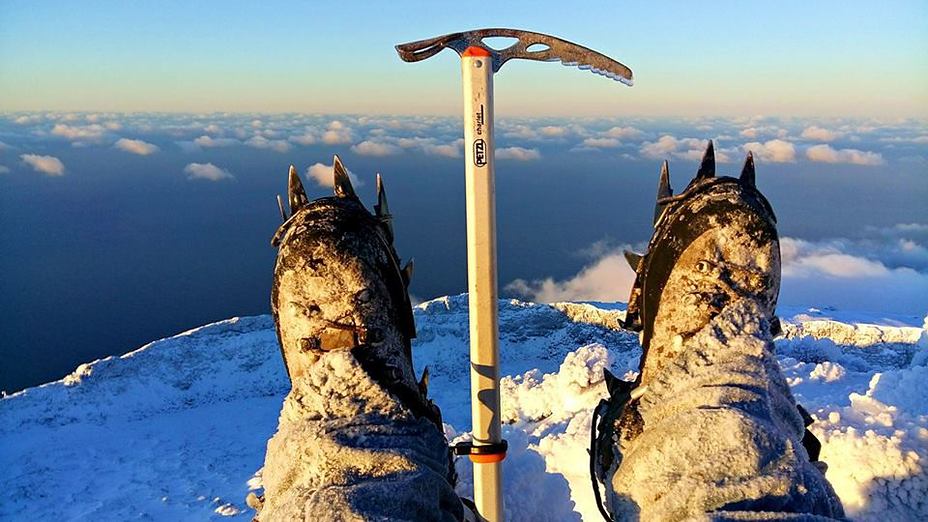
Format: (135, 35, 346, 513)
(1, 114, 926, 392)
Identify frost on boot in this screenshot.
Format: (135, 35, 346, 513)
(258, 158, 461, 521)
(593, 144, 845, 521)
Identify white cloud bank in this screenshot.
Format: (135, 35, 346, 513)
(321, 120, 353, 145)
(20, 154, 65, 176)
(508, 231, 928, 317)
(496, 147, 541, 161)
(245, 135, 291, 153)
(640, 135, 732, 163)
(183, 162, 233, 181)
(800, 126, 842, 142)
(194, 135, 240, 148)
(806, 145, 884, 166)
(114, 138, 159, 156)
(742, 139, 796, 163)
(352, 140, 402, 157)
(305, 161, 363, 188)
(506, 247, 637, 303)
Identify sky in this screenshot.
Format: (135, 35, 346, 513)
(1, 0, 927, 117)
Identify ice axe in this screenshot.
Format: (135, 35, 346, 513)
(395, 28, 633, 521)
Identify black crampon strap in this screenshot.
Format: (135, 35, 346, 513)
(590, 399, 615, 522)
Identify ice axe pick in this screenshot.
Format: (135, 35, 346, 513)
(395, 29, 633, 522)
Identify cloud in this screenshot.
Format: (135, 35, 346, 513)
(506, 247, 636, 303)
(321, 120, 353, 145)
(183, 162, 233, 181)
(805, 144, 884, 166)
(13, 115, 43, 125)
(640, 135, 731, 163)
(801, 126, 842, 142)
(778, 236, 928, 315)
(245, 135, 291, 153)
(289, 129, 318, 145)
(351, 140, 402, 156)
(0, 165, 10, 174)
(306, 161, 363, 188)
(423, 140, 463, 158)
(496, 147, 541, 161)
(193, 135, 240, 148)
(581, 137, 621, 149)
(508, 229, 928, 316)
(539, 126, 568, 138)
(20, 154, 65, 176)
(51, 123, 109, 144)
(114, 138, 159, 156)
(742, 139, 796, 163)
(740, 126, 788, 140)
(879, 135, 928, 144)
(603, 126, 643, 139)
(502, 124, 570, 141)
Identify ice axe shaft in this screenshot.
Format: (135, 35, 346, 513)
(396, 29, 632, 522)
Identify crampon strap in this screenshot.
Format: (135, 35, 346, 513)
(590, 399, 615, 522)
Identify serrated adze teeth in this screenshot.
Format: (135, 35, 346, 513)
(623, 250, 644, 271)
(288, 164, 309, 214)
(333, 155, 358, 200)
(695, 140, 715, 180)
(740, 151, 756, 187)
(375, 173, 394, 241)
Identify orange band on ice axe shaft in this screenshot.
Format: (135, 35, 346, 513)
(453, 440, 508, 463)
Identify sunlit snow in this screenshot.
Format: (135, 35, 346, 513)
(1, 296, 924, 520)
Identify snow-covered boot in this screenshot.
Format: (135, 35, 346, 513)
(269, 157, 437, 427)
(258, 157, 462, 521)
(591, 143, 844, 521)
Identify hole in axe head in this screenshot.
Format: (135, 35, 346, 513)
(480, 36, 519, 51)
(526, 43, 550, 53)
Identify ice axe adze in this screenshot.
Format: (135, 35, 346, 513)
(395, 28, 633, 522)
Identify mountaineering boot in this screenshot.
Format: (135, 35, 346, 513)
(269, 157, 437, 426)
(258, 157, 463, 521)
(591, 143, 843, 521)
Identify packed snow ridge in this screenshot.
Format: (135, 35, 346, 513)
(1, 296, 925, 521)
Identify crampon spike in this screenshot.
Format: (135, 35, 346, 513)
(333, 155, 358, 200)
(654, 160, 672, 223)
(623, 250, 643, 271)
(375, 173, 394, 241)
(695, 140, 715, 180)
(418, 366, 430, 395)
(276, 194, 287, 222)
(740, 151, 756, 187)
(288, 165, 309, 215)
(401, 258, 414, 286)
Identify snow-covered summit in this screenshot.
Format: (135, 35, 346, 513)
(1, 296, 925, 520)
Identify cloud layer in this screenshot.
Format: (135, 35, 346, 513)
(183, 162, 233, 181)
(21, 154, 65, 176)
(115, 138, 159, 155)
(507, 227, 928, 316)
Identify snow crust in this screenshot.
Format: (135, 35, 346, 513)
(1, 297, 925, 521)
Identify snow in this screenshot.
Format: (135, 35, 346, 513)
(1, 296, 925, 521)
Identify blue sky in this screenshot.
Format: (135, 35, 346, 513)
(2, 0, 926, 117)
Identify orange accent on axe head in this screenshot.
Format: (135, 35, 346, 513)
(462, 46, 491, 57)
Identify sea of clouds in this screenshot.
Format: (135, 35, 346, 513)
(2, 111, 926, 319)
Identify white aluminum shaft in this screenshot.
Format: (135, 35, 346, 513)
(461, 52, 503, 522)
